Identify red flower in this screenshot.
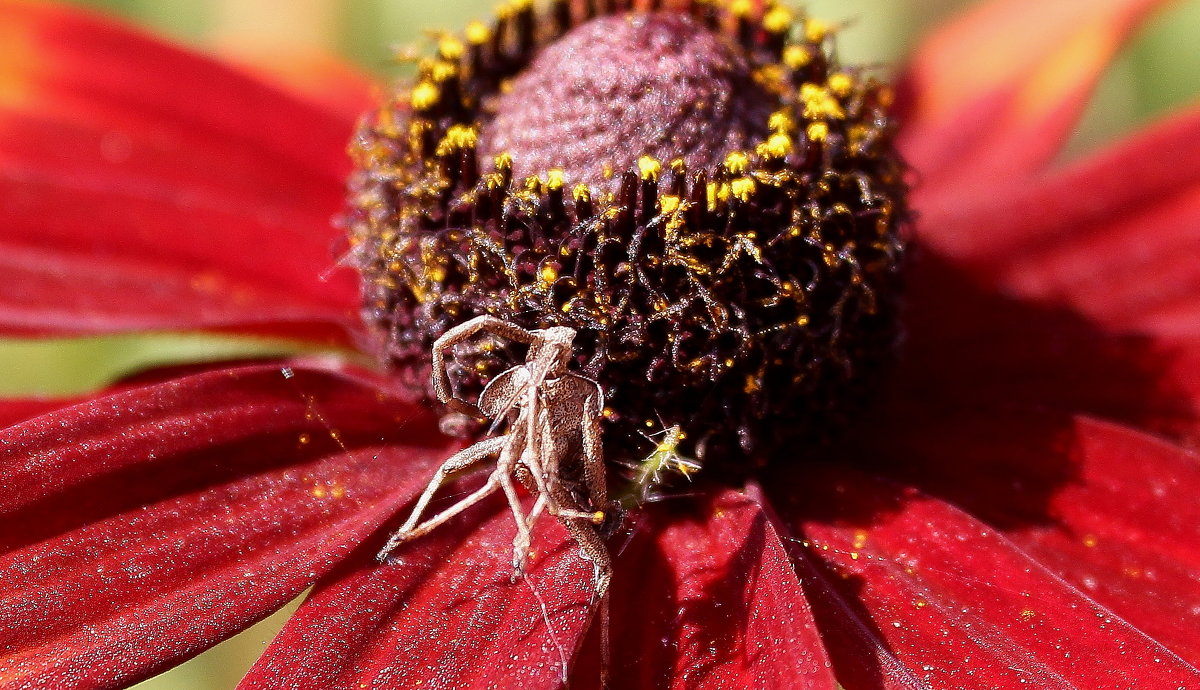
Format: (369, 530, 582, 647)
(2, 0, 1199, 688)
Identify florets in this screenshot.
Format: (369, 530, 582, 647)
(346, 0, 907, 478)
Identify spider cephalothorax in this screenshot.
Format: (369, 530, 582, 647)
(346, 0, 908, 477)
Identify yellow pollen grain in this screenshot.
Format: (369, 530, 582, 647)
(297, 433, 311, 445)
(730, 177, 756, 201)
(311, 487, 327, 498)
(1020, 609, 1036, 621)
(410, 81, 440, 111)
(724, 151, 750, 175)
(806, 121, 830, 142)
(768, 110, 795, 132)
(638, 155, 661, 181)
(540, 263, 559, 283)
(659, 194, 681, 215)
(800, 82, 845, 119)
(853, 530, 868, 549)
(828, 72, 854, 97)
(435, 124, 477, 156)
(1082, 534, 1099, 548)
(783, 44, 811, 70)
(466, 21, 491, 45)
(763, 6, 794, 34)
(758, 132, 793, 158)
(805, 18, 830, 43)
(438, 36, 464, 60)
(546, 168, 565, 190)
(429, 61, 458, 83)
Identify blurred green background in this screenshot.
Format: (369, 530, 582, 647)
(5, 0, 1199, 687)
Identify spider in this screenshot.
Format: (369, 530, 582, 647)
(377, 315, 615, 602)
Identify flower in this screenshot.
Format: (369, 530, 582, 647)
(1, 1, 1199, 689)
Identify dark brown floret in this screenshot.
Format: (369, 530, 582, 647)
(345, 0, 908, 480)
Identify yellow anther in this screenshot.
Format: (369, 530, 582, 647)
(572, 183, 591, 203)
(465, 20, 491, 45)
(659, 194, 681, 215)
(805, 18, 830, 43)
(546, 168, 566, 190)
(591, 511, 605, 525)
(435, 124, 478, 156)
(724, 151, 750, 175)
(494, 152, 513, 172)
(757, 132, 793, 158)
(410, 82, 440, 111)
(783, 44, 812, 70)
(768, 110, 795, 132)
(806, 121, 830, 142)
(429, 60, 458, 83)
(540, 263, 559, 284)
(800, 82, 845, 119)
(438, 36, 464, 61)
(730, 177, 756, 202)
(828, 72, 854, 97)
(730, 0, 753, 17)
(638, 155, 662, 181)
(763, 6, 794, 34)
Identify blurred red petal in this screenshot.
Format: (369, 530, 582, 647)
(898, 0, 1167, 194)
(764, 466, 1200, 688)
(0, 2, 360, 338)
(871, 407, 1200, 664)
(580, 490, 836, 689)
(0, 395, 77, 427)
(228, 52, 376, 126)
(243, 499, 597, 690)
(0, 362, 449, 688)
(918, 106, 1200, 335)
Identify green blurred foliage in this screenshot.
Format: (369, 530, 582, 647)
(4, 1, 1198, 687)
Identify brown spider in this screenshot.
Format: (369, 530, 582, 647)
(377, 315, 614, 602)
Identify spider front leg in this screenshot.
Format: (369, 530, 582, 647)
(377, 435, 507, 561)
(431, 315, 535, 416)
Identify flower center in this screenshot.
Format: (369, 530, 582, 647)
(479, 13, 773, 194)
(345, 1, 909, 482)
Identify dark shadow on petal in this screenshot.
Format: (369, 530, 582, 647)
(764, 247, 1194, 532)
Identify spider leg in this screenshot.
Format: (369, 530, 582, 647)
(432, 315, 535, 415)
(376, 435, 507, 561)
(512, 493, 547, 576)
(496, 423, 535, 580)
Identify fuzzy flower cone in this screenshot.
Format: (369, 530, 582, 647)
(2, 1, 1200, 688)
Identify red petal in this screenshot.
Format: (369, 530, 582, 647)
(249, 489, 835, 690)
(586, 490, 836, 689)
(764, 466, 1200, 688)
(0, 2, 361, 338)
(242, 499, 598, 690)
(869, 406, 1200, 665)
(898, 0, 1166, 193)
(0, 362, 449, 688)
(1012, 418, 1200, 665)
